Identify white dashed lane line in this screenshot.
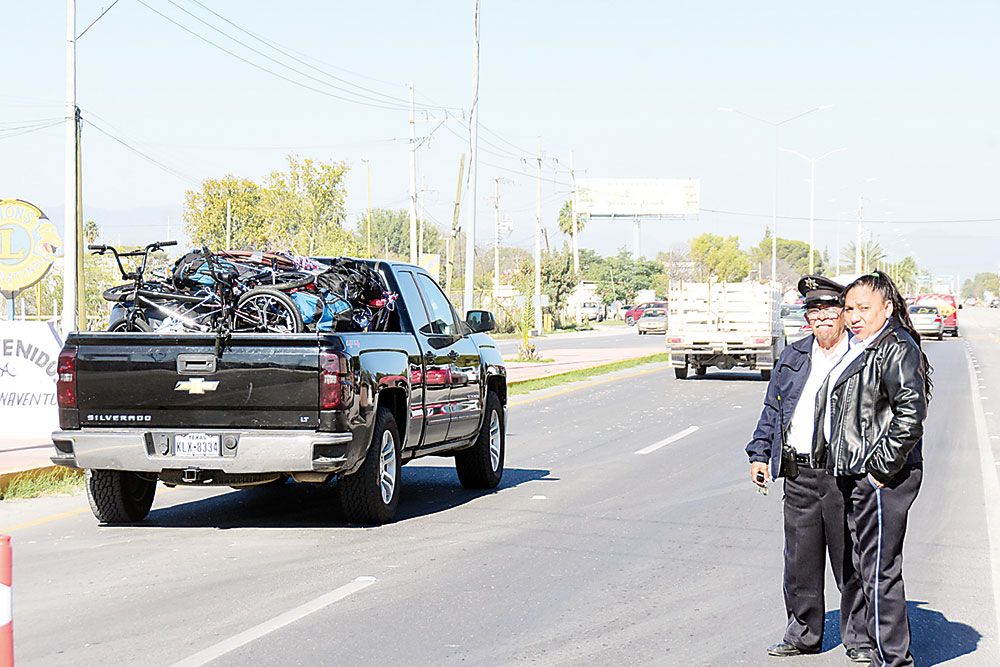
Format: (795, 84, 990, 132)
(635, 425, 700, 455)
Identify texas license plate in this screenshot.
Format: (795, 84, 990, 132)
(174, 433, 221, 457)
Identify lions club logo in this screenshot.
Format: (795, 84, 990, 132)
(0, 199, 60, 293)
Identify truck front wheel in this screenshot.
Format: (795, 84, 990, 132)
(85, 469, 156, 523)
(339, 407, 401, 525)
(455, 392, 505, 489)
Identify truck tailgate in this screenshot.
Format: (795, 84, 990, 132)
(71, 333, 320, 429)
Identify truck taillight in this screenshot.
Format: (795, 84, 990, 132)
(934, 316, 942, 323)
(753, 337, 769, 345)
(667, 337, 682, 344)
(57, 348, 77, 408)
(320, 351, 352, 410)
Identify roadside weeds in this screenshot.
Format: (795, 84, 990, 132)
(0, 467, 85, 501)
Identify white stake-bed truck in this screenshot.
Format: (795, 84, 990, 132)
(665, 281, 784, 380)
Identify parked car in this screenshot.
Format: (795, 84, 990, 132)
(991, 297, 1000, 309)
(579, 301, 605, 321)
(636, 307, 667, 335)
(625, 301, 667, 326)
(908, 305, 944, 341)
(964, 297, 978, 307)
(780, 305, 811, 345)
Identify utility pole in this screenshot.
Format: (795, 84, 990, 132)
(225, 199, 232, 250)
(408, 82, 418, 264)
(361, 156, 372, 256)
(855, 193, 864, 274)
(61, 0, 78, 336)
(570, 150, 581, 325)
(447, 153, 466, 294)
(418, 175, 426, 262)
(463, 0, 481, 314)
(493, 177, 502, 299)
(534, 137, 543, 335)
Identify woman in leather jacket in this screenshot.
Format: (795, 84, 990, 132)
(823, 270, 932, 667)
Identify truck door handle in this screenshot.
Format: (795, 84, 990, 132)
(447, 350, 460, 361)
(424, 351, 435, 364)
(177, 353, 217, 375)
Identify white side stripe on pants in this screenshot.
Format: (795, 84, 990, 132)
(874, 486, 887, 667)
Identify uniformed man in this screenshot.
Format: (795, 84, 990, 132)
(746, 275, 872, 662)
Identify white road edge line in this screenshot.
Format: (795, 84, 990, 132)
(170, 576, 377, 667)
(966, 351, 1000, 644)
(635, 425, 700, 455)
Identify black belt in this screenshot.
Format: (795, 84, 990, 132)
(793, 453, 824, 469)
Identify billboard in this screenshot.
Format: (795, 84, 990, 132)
(0, 199, 60, 295)
(577, 178, 700, 217)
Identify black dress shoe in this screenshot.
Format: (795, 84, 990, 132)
(767, 641, 820, 657)
(846, 647, 874, 663)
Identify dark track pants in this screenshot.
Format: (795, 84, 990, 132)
(782, 467, 868, 651)
(839, 466, 922, 667)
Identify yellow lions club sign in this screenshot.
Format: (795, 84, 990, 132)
(0, 199, 60, 293)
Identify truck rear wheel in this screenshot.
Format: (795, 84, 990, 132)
(760, 369, 772, 381)
(695, 366, 706, 377)
(339, 407, 401, 525)
(85, 469, 156, 523)
(674, 366, 688, 380)
(455, 392, 505, 489)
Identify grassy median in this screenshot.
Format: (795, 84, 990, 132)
(0, 467, 85, 501)
(509, 352, 670, 395)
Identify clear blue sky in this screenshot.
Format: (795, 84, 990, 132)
(3, 1, 998, 280)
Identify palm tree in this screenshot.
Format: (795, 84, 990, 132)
(840, 239, 886, 274)
(557, 200, 585, 237)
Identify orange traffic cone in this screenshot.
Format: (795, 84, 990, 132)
(0, 535, 11, 667)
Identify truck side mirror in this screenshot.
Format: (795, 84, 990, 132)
(465, 310, 495, 333)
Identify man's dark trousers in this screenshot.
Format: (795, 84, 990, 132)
(839, 466, 922, 667)
(783, 466, 868, 651)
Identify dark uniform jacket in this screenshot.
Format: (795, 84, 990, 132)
(825, 319, 926, 484)
(746, 335, 817, 478)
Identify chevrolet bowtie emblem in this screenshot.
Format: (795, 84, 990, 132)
(804, 278, 818, 290)
(174, 378, 219, 394)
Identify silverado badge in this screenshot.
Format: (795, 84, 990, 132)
(174, 378, 220, 394)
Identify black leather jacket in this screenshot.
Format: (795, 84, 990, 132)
(826, 319, 927, 483)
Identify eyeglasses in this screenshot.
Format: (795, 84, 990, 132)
(805, 306, 842, 320)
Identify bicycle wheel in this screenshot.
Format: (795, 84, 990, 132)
(269, 271, 316, 291)
(103, 284, 136, 303)
(233, 287, 304, 333)
(108, 315, 152, 332)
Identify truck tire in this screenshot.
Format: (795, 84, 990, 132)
(85, 469, 156, 523)
(674, 366, 688, 380)
(695, 366, 706, 377)
(760, 369, 772, 381)
(339, 407, 401, 524)
(455, 392, 505, 489)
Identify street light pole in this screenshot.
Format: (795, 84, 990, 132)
(62, 0, 78, 336)
(781, 147, 847, 273)
(718, 104, 834, 286)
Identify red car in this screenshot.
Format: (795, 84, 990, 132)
(625, 301, 667, 326)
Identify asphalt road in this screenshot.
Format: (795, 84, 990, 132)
(5, 312, 1000, 666)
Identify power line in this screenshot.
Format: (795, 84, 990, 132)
(136, 0, 408, 112)
(162, 0, 415, 111)
(182, 0, 457, 112)
(479, 160, 573, 188)
(0, 120, 63, 140)
(77, 0, 122, 40)
(84, 118, 201, 185)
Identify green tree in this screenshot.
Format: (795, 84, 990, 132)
(749, 235, 826, 281)
(593, 250, 661, 303)
(961, 272, 1000, 299)
(840, 239, 887, 274)
(689, 233, 750, 282)
(557, 199, 586, 237)
(183, 175, 266, 250)
(364, 208, 442, 259)
(262, 155, 351, 255)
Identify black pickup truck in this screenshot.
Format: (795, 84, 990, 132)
(51, 260, 506, 525)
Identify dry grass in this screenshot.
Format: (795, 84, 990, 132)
(0, 467, 85, 501)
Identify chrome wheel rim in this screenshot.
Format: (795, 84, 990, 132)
(489, 410, 502, 472)
(379, 430, 396, 504)
(235, 294, 296, 332)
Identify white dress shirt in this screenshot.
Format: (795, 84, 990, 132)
(786, 335, 849, 455)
